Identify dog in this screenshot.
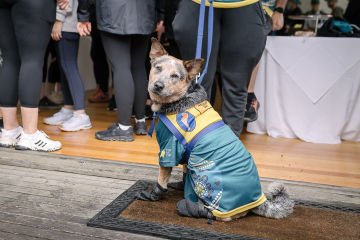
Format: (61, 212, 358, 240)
(138, 38, 294, 221)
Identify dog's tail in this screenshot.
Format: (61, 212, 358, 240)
(251, 182, 294, 219)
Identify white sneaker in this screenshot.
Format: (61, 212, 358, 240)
(60, 113, 92, 132)
(0, 126, 22, 148)
(16, 130, 62, 152)
(43, 108, 73, 125)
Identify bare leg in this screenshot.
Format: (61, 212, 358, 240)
(1, 107, 19, 130)
(20, 107, 38, 134)
(158, 166, 172, 189)
(248, 64, 259, 93)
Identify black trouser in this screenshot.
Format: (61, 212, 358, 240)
(43, 40, 61, 84)
(173, 0, 266, 136)
(100, 32, 149, 125)
(91, 24, 110, 93)
(0, 0, 55, 108)
(57, 32, 85, 111)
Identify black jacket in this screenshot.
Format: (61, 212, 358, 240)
(78, 0, 165, 35)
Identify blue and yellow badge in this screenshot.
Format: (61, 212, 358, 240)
(176, 112, 196, 132)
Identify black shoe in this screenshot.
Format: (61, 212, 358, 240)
(0, 118, 3, 131)
(244, 93, 260, 123)
(135, 121, 147, 135)
(107, 95, 117, 112)
(39, 96, 61, 109)
(95, 123, 134, 141)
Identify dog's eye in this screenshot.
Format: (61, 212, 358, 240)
(155, 66, 162, 72)
(170, 74, 179, 79)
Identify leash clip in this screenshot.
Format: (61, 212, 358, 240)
(195, 73, 201, 84)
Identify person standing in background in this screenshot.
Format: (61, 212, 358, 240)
(172, 0, 267, 137)
(306, 0, 326, 15)
(325, 0, 344, 18)
(344, 0, 359, 26)
(0, 0, 64, 152)
(44, 0, 92, 132)
(88, 0, 111, 104)
(245, 0, 288, 123)
(77, 0, 165, 141)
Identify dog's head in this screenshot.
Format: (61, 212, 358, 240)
(148, 38, 204, 111)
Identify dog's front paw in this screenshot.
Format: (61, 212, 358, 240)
(137, 183, 168, 201)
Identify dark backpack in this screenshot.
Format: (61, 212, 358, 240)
(318, 17, 360, 37)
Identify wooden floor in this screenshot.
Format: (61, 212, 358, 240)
(1, 148, 359, 239)
(38, 101, 360, 189)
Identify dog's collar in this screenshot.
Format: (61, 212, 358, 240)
(158, 84, 208, 115)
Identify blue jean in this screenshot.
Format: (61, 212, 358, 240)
(56, 32, 85, 110)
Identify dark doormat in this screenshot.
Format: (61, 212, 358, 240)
(88, 181, 360, 240)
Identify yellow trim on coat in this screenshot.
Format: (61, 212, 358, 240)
(192, 0, 259, 8)
(165, 101, 222, 143)
(211, 193, 267, 218)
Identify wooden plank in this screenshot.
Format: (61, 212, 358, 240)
(0, 231, 46, 240)
(0, 165, 136, 186)
(36, 103, 360, 188)
(0, 148, 165, 183)
(0, 173, 129, 198)
(0, 151, 359, 204)
(0, 211, 158, 240)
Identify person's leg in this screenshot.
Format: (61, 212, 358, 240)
(57, 32, 85, 112)
(0, 110, 3, 129)
(220, 2, 266, 136)
(56, 32, 91, 131)
(90, 26, 110, 94)
(101, 32, 133, 126)
(244, 64, 260, 123)
(40, 40, 51, 98)
(11, 0, 61, 151)
(47, 41, 64, 105)
(172, 0, 221, 100)
(131, 35, 150, 135)
(0, 6, 20, 132)
(43, 66, 74, 126)
(39, 40, 60, 109)
(96, 31, 133, 141)
(11, 0, 54, 134)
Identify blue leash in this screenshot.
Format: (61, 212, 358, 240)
(195, 0, 214, 85)
(148, 0, 214, 137)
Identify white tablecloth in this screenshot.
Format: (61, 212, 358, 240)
(247, 36, 360, 144)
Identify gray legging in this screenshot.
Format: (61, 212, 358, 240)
(100, 32, 149, 125)
(0, 0, 55, 108)
(173, 0, 267, 136)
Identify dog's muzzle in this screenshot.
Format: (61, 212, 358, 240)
(152, 81, 165, 94)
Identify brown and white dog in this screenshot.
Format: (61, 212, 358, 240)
(138, 38, 294, 221)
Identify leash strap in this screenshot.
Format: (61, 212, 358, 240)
(159, 113, 224, 164)
(195, 0, 214, 85)
(147, 112, 158, 137)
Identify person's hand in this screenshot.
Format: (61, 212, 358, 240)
(77, 22, 92, 37)
(51, 21, 63, 41)
(57, 0, 69, 10)
(272, 11, 284, 31)
(155, 20, 165, 40)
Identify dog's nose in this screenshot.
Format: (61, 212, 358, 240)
(154, 81, 164, 92)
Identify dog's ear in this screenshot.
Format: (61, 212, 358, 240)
(149, 37, 168, 61)
(183, 59, 204, 81)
